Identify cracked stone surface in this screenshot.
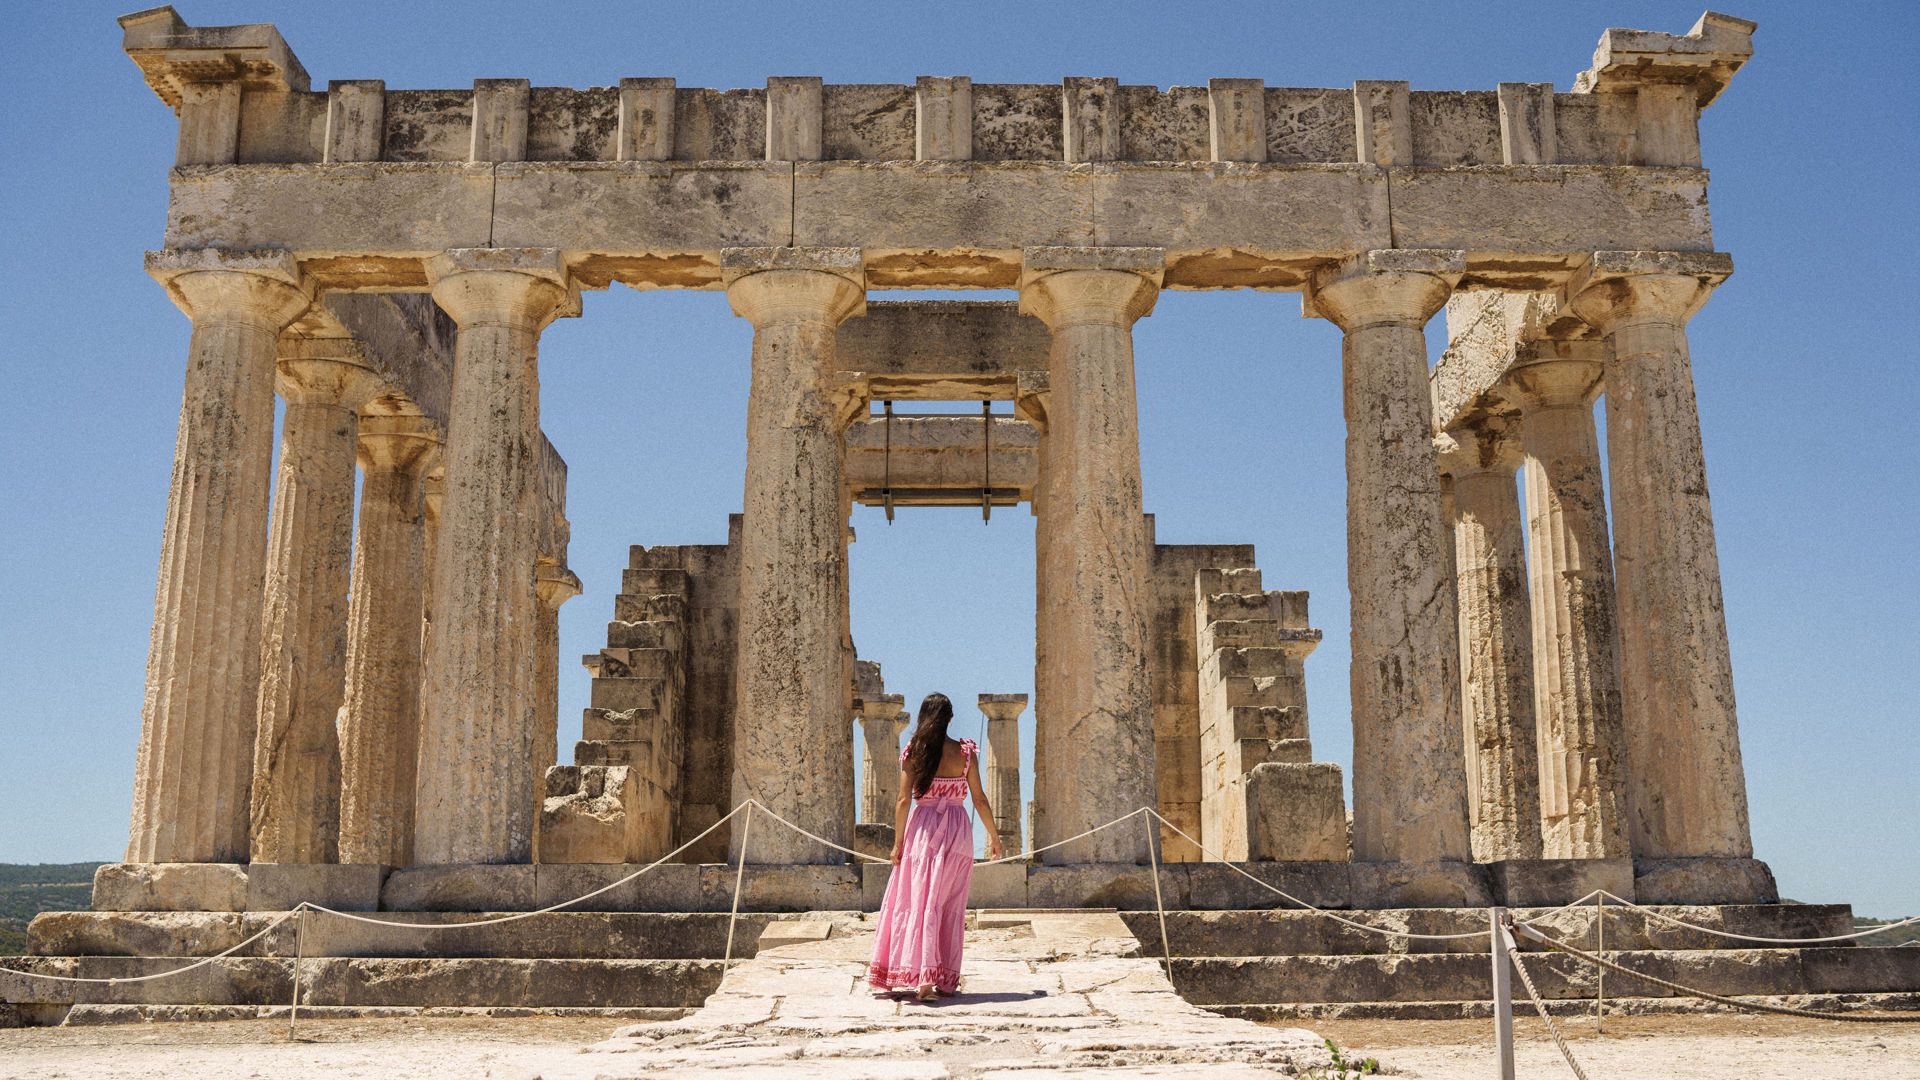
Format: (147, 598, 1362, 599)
(570, 912, 1334, 1077)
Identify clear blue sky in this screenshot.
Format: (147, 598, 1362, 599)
(1, 1, 1913, 918)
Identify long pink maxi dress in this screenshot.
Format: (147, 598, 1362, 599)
(867, 738, 977, 994)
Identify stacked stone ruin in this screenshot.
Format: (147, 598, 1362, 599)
(5, 5, 1917, 1025)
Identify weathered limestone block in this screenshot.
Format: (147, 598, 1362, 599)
(1633, 856, 1778, 906)
(852, 823, 895, 863)
(381, 864, 538, 912)
(725, 247, 865, 863)
(856, 698, 907, 824)
(978, 694, 1027, 855)
(1021, 247, 1161, 863)
(1486, 857, 1633, 908)
(415, 248, 575, 866)
(538, 766, 662, 865)
(1566, 251, 1754, 868)
(1244, 762, 1347, 862)
(915, 76, 972, 161)
(90, 864, 249, 913)
(245, 864, 388, 912)
(1435, 421, 1542, 863)
(128, 250, 312, 864)
(1307, 249, 1472, 868)
(250, 344, 384, 865)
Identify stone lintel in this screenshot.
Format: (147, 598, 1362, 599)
(119, 6, 311, 110)
(837, 301, 1049, 386)
(324, 293, 455, 428)
(1574, 11, 1757, 107)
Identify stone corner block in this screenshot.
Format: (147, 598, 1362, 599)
(246, 864, 390, 912)
(381, 864, 538, 912)
(1246, 761, 1348, 863)
(533, 862, 704, 912)
(1632, 856, 1778, 906)
(90, 863, 249, 913)
(145, 247, 304, 285)
(1486, 857, 1633, 908)
(1025, 863, 1190, 911)
(1349, 860, 1491, 908)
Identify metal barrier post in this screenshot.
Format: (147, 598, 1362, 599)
(1491, 906, 1515, 1080)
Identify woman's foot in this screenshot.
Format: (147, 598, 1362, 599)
(915, 983, 936, 1001)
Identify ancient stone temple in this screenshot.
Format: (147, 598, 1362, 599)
(6, 6, 1916, 1025)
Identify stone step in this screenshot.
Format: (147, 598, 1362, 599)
(572, 738, 679, 770)
(588, 676, 673, 714)
(1204, 704, 1307, 743)
(1166, 946, 1920, 1006)
(28, 910, 777, 960)
(0, 956, 721, 1009)
(1117, 904, 1859, 956)
(1201, 592, 1275, 625)
(1203, 646, 1303, 682)
(583, 648, 679, 681)
(620, 567, 691, 596)
(604, 618, 683, 653)
(1194, 567, 1263, 603)
(581, 707, 667, 743)
(1212, 991, 1920, 1021)
(1216, 675, 1285, 709)
(613, 592, 688, 624)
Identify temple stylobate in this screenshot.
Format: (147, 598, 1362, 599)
(110, 3, 1771, 911)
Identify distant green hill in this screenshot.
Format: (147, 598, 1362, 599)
(0, 863, 103, 955)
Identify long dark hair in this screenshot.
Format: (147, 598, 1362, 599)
(902, 692, 955, 798)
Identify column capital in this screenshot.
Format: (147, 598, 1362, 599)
(425, 247, 578, 330)
(356, 413, 443, 475)
(1017, 247, 1163, 329)
(534, 562, 582, 608)
(722, 247, 866, 328)
(146, 248, 313, 329)
(977, 693, 1030, 725)
(1564, 250, 1732, 334)
(275, 339, 386, 411)
(1305, 249, 1465, 331)
(1500, 350, 1607, 411)
(857, 694, 907, 723)
(1434, 418, 1521, 479)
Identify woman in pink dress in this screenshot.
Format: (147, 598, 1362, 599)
(867, 692, 1003, 1000)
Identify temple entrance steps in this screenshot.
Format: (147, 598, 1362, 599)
(1113, 905, 1920, 1021)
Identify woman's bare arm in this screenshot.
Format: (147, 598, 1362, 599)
(889, 768, 912, 864)
(967, 764, 1003, 859)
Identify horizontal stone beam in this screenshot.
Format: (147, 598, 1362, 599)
(322, 293, 453, 427)
(166, 161, 1714, 292)
(845, 414, 1038, 507)
(837, 301, 1049, 391)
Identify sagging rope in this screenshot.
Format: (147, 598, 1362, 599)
(1512, 920, 1920, 1024)
(1501, 921, 1593, 1080)
(1587, 890, 1920, 945)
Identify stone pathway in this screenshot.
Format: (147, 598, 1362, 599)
(566, 911, 1337, 1078)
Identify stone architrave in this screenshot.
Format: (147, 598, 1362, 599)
(978, 694, 1028, 855)
(415, 248, 574, 866)
(1436, 421, 1543, 862)
(724, 246, 867, 864)
(1019, 246, 1162, 865)
(1502, 350, 1632, 859)
(1307, 249, 1473, 866)
(337, 414, 440, 868)
(856, 697, 907, 823)
(533, 562, 583, 818)
(249, 340, 384, 864)
(1567, 251, 1752, 861)
(128, 249, 312, 864)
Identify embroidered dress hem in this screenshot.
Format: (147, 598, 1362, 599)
(866, 964, 961, 993)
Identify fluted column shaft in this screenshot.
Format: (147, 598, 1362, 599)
(337, 416, 439, 867)
(979, 695, 1028, 855)
(415, 248, 571, 865)
(857, 705, 907, 823)
(1310, 251, 1472, 865)
(1020, 248, 1161, 864)
(250, 347, 383, 864)
(1505, 356, 1632, 859)
(1570, 258, 1751, 859)
(725, 248, 866, 864)
(128, 251, 311, 864)
(1439, 425, 1543, 862)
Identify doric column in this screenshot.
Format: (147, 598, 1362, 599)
(533, 562, 582, 818)
(1436, 420, 1543, 862)
(856, 696, 907, 823)
(979, 694, 1028, 855)
(1019, 246, 1161, 864)
(250, 340, 384, 864)
(1018, 385, 1055, 853)
(1567, 251, 1751, 861)
(128, 250, 312, 864)
(724, 246, 866, 863)
(1306, 249, 1472, 866)
(337, 414, 440, 867)
(1502, 350, 1632, 859)
(415, 248, 574, 865)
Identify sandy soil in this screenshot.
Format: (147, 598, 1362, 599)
(2, 1013, 1917, 1079)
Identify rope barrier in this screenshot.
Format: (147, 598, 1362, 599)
(1142, 812, 1175, 988)
(1512, 920, 1920, 1024)
(0, 907, 303, 985)
(1590, 891, 1920, 945)
(1502, 921, 1593, 1080)
(722, 802, 754, 979)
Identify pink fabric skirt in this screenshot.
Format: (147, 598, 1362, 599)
(867, 780, 973, 993)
